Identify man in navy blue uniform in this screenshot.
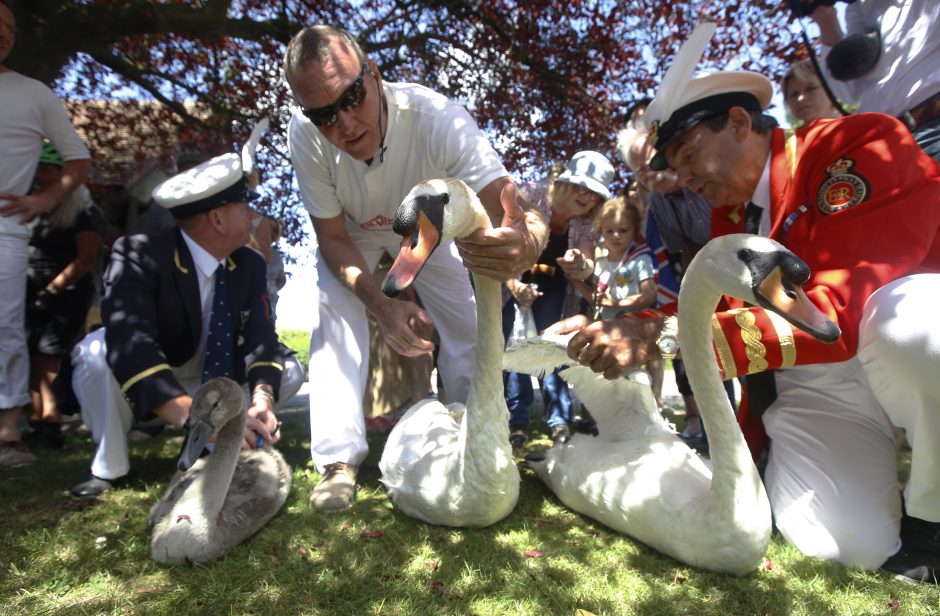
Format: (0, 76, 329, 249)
(69, 153, 304, 497)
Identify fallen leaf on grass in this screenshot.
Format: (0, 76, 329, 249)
(361, 529, 383, 539)
(298, 546, 309, 561)
(672, 571, 687, 585)
(425, 561, 439, 571)
(524, 549, 544, 558)
(340, 523, 350, 532)
(888, 596, 901, 611)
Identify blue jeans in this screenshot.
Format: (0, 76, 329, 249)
(502, 294, 572, 430)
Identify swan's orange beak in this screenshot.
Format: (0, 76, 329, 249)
(755, 265, 840, 344)
(382, 212, 441, 297)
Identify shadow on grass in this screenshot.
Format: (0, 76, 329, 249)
(1, 406, 934, 616)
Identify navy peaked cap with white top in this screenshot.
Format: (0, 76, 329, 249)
(152, 153, 254, 219)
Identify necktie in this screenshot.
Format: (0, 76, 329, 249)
(202, 264, 235, 382)
(744, 201, 762, 235)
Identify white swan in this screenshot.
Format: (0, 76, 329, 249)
(149, 377, 292, 564)
(378, 178, 519, 527)
(503, 234, 840, 575)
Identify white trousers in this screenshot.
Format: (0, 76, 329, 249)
(0, 233, 29, 409)
(307, 232, 477, 472)
(71, 328, 306, 480)
(764, 274, 939, 569)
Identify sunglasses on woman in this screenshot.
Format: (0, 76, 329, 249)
(302, 64, 368, 127)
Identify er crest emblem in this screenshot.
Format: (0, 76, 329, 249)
(816, 158, 869, 215)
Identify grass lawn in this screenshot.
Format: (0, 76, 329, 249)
(1, 393, 936, 616)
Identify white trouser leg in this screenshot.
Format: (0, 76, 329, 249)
(858, 274, 940, 523)
(0, 233, 30, 409)
(307, 247, 383, 472)
(411, 240, 477, 404)
(763, 359, 901, 569)
(72, 328, 134, 480)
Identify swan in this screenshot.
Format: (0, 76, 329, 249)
(149, 377, 292, 564)
(378, 178, 519, 527)
(503, 234, 840, 575)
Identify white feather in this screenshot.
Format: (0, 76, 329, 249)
(645, 22, 717, 129)
(240, 117, 270, 177)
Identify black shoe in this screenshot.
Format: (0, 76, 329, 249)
(70, 474, 127, 497)
(509, 428, 528, 450)
(881, 546, 939, 584)
(24, 420, 65, 450)
(901, 515, 940, 554)
(550, 424, 571, 445)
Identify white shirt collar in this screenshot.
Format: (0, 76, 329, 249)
(749, 151, 773, 236)
(180, 229, 225, 278)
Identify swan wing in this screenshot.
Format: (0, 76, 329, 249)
(502, 334, 574, 377)
(379, 399, 463, 495)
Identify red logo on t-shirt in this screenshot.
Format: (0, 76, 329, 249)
(359, 215, 394, 230)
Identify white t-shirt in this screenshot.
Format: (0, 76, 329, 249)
(0, 71, 90, 237)
(594, 251, 655, 320)
(288, 81, 508, 233)
(819, 0, 940, 117)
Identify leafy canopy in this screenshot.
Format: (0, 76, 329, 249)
(6, 0, 798, 244)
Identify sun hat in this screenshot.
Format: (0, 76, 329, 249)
(556, 150, 615, 200)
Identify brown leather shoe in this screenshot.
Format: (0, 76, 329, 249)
(309, 462, 357, 511)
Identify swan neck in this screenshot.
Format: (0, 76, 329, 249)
(677, 279, 759, 492)
(465, 273, 505, 431)
(173, 410, 245, 524)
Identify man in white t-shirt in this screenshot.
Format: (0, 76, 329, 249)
(0, 0, 91, 468)
(283, 25, 547, 511)
(807, 0, 940, 159)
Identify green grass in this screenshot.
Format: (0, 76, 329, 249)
(1, 402, 936, 616)
(278, 328, 310, 371)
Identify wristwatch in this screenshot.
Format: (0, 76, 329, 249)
(656, 316, 679, 360)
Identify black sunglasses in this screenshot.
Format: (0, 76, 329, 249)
(302, 64, 368, 127)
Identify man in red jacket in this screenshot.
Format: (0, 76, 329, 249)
(553, 66, 940, 582)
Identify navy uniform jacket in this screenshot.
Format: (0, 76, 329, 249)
(101, 227, 283, 420)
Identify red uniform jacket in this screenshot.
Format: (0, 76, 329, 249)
(704, 113, 940, 456)
(639, 114, 940, 456)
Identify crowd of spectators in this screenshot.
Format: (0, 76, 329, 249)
(1, 0, 938, 585)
